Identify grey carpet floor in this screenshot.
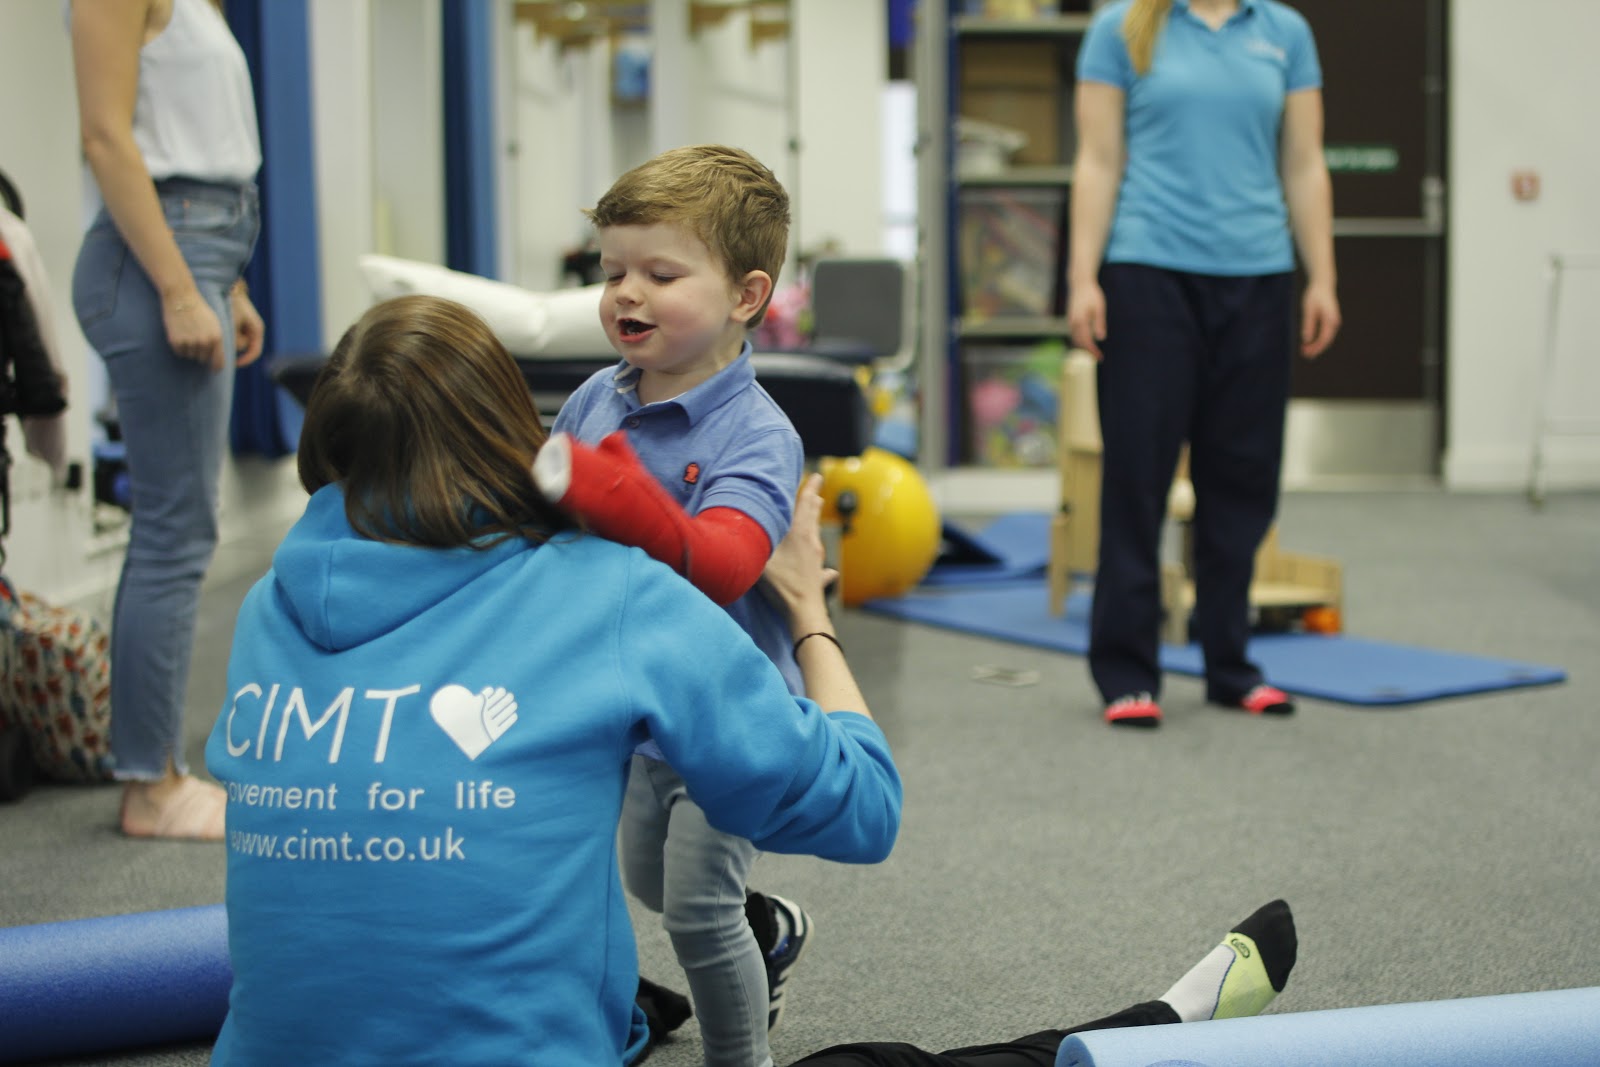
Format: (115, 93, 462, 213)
(3, 490, 1597, 1066)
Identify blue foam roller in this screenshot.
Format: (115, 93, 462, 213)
(1057, 987, 1600, 1067)
(0, 904, 231, 1063)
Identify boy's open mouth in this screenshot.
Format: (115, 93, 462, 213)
(619, 318, 653, 337)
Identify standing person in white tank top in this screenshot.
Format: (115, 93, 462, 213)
(69, 0, 265, 840)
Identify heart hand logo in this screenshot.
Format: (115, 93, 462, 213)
(430, 684, 519, 760)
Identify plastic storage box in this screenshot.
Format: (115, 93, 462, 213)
(957, 186, 1066, 321)
(964, 339, 1069, 466)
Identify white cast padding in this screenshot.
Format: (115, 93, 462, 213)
(1056, 987, 1600, 1067)
(357, 254, 609, 358)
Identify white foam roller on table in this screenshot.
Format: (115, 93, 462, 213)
(357, 254, 610, 357)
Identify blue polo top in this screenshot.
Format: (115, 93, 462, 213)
(1077, 0, 1322, 275)
(554, 342, 806, 704)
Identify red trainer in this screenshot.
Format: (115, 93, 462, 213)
(1240, 684, 1295, 716)
(1105, 692, 1162, 728)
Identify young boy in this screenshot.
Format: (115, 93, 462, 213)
(532, 144, 814, 1067)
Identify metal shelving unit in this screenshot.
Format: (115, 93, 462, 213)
(958, 315, 1072, 339)
(952, 13, 1094, 35)
(916, 1, 1091, 473)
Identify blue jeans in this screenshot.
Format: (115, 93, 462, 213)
(71, 179, 260, 780)
(621, 755, 770, 1067)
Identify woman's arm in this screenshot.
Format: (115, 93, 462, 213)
(230, 278, 266, 366)
(760, 473, 871, 721)
(71, 0, 227, 371)
(1066, 82, 1126, 360)
(1280, 88, 1341, 359)
(619, 473, 898, 861)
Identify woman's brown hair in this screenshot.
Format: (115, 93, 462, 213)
(1123, 0, 1173, 77)
(297, 295, 569, 549)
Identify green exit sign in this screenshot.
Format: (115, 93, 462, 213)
(1325, 144, 1400, 173)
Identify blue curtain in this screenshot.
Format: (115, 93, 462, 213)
(888, 0, 916, 49)
(442, 0, 499, 279)
(225, 0, 321, 457)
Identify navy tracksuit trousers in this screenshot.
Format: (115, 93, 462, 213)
(1088, 263, 1296, 706)
(787, 1000, 1178, 1066)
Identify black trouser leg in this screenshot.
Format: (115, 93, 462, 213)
(1089, 264, 1199, 702)
(1186, 272, 1295, 703)
(786, 1000, 1179, 1067)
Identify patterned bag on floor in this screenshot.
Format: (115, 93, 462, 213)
(0, 575, 114, 781)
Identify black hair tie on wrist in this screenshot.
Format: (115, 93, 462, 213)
(792, 631, 843, 657)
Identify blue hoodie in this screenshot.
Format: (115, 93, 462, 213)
(206, 486, 902, 1066)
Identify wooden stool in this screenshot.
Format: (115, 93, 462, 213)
(1046, 350, 1344, 640)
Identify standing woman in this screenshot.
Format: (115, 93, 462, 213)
(70, 0, 264, 837)
(1067, 0, 1340, 728)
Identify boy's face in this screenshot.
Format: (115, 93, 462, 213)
(596, 222, 757, 390)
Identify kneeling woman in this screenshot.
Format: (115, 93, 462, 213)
(207, 295, 1295, 1067)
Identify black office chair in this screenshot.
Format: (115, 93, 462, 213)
(806, 258, 907, 364)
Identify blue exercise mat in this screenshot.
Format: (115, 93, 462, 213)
(0, 905, 232, 1063)
(1057, 986, 1600, 1067)
(925, 513, 1053, 586)
(860, 583, 1566, 706)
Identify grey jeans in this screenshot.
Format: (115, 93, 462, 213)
(621, 754, 770, 1067)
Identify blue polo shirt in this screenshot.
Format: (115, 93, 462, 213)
(554, 342, 806, 703)
(1078, 0, 1322, 276)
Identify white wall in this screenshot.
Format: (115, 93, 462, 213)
(0, 3, 99, 602)
(793, 2, 886, 258)
(0, 2, 302, 608)
(310, 0, 377, 353)
(1445, 0, 1600, 490)
(370, 0, 446, 263)
(508, 0, 886, 290)
(508, 21, 615, 292)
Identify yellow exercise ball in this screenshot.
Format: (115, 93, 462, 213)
(817, 448, 941, 606)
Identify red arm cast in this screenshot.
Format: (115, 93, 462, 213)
(533, 431, 772, 606)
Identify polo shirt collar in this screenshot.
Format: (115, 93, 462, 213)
(1173, 0, 1258, 18)
(608, 340, 755, 425)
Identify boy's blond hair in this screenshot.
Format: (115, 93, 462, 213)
(586, 144, 790, 325)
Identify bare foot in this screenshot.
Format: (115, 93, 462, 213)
(120, 774, 226, 841)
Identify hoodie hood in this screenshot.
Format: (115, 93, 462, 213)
(271, 486, 528, 652)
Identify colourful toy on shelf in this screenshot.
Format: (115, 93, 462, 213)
(966, 339, 1067, 467)
(957, 188, 1064, 321)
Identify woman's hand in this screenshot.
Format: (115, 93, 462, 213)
(1299, 280, 1340, 359)
(763, 473, 872, 720)
(163, 293, 226, 371)
(232, 285, 266, 367)
(761, 473, 837, 636)
(1067, 279, 1108, 360)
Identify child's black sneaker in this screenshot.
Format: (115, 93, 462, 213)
(764, 894, 813, 1032)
